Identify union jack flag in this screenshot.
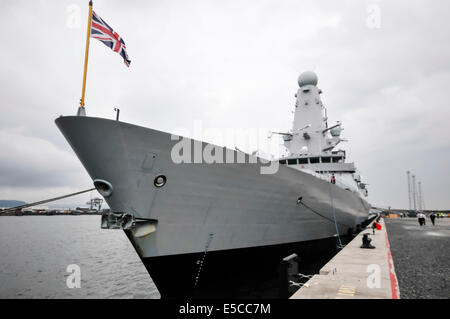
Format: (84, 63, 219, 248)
(91, 11, 131, 67)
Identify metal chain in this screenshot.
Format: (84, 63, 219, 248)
(296, 273, 314, 280)
(194, 233, 214, 287)
(289, 273, 314, 288)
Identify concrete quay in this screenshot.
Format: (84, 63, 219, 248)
(291, 218, 400, 299)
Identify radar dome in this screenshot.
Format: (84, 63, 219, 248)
(298, 71, 318, 87)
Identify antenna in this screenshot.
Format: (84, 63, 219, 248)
(419, 182, 426, 210)
(114, 107, 120, 121)
(418, 181, 423, 211)
(412, 174, 417, 213)
(406, 171, 412, 211)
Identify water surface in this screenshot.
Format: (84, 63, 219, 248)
(0, 216, 159, 298)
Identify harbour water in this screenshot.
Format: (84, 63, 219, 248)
(0, 216, 160, 299)
(0, 215, 342, 299)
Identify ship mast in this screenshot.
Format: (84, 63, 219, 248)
(283, 72, 344, 157)
(272, 72, 368, 198)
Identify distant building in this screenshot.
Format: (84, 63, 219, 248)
(22, 205, 49, 212)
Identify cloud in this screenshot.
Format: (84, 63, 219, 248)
(0, 0, 449, 209)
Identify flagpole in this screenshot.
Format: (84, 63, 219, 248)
(78, 0, 93, 116)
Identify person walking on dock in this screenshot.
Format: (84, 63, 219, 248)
(429, 213, 436, 226)
(417, 212, 426, 226)
(331, 174, 336, 184)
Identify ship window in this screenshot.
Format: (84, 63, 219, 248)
(298, 158, 308, 164)
(279, 160, 286, 164)
(288, 159, 298, 165)
(310, 157, 319, 164)
(321, 157, 331, 163)
(332, 157, 340, 163)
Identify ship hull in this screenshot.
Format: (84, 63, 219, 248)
(55, 116, 370, 297)
(133, 235, 341, 298)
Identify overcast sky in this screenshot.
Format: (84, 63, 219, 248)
(1, 0, 449, 209)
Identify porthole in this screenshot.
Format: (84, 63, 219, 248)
(154, 175, 167, 188)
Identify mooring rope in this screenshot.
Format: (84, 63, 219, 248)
(296, 187, 350, 249)
(328, 184, 343, 247)
(297, 198, 351, 229)
(0, 188, 96, 214)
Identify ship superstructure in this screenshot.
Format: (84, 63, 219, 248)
(274, 71, 368, 197)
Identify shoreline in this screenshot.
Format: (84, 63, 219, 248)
(0, 211, 103, 216)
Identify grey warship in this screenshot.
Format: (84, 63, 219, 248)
(56, 71, 370, 298)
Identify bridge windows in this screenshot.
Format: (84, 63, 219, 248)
(280, 156, 344, 165)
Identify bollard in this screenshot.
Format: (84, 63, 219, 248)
(278, 253, 299, 298)
(361, 233, 375, 249)
(372, 222, 377, 235)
